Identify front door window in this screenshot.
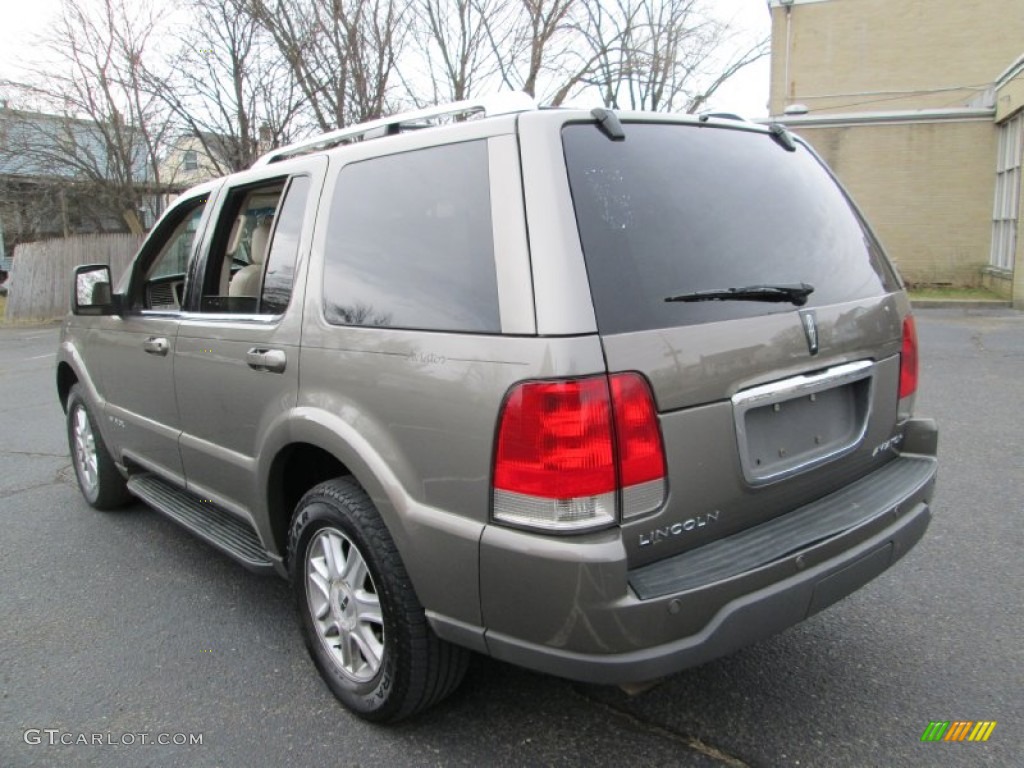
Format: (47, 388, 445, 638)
(132, 196, 209, 311)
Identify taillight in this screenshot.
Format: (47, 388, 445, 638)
(492, 373, 666, 532)
(610, 373, 667, 519)
(899, 315, 918, 399)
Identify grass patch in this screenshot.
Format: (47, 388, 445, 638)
(0, 294, 6, 322)
(907, 285, 1004, 301)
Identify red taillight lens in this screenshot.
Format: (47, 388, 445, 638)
(494, 377, 615, 499)
(899, 315, 919, 399)
(609, 373, 667, 518)
(493, 373, 666, 531)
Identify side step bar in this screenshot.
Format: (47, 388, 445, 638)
(127, 474, 275, 573)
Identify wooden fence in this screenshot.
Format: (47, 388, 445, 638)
(4, 234, 144, 323)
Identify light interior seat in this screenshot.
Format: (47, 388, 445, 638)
(229, 217, 273, 298)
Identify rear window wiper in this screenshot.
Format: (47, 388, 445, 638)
(665, 283, 814, 306)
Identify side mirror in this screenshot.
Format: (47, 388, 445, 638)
(72, 264, 119, 316)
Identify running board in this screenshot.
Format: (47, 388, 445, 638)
(127, 474, 275, 573)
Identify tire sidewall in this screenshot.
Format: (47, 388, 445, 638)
(289, 495, 405, 721)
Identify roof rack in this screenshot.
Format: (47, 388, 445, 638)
(698, 111, 748, 123)
(252, 91, 537, 167)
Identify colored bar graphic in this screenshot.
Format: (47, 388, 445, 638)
(921, 720, 997, 742)
(944, 721, 972, 741)
(968, 722, 998, 742)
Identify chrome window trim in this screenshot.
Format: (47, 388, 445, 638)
(178, 312, 281, 325)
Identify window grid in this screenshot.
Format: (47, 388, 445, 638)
(991, 113, 1023, 271)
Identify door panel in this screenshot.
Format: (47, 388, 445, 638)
(173, 160, 324, 520)
(89, 191, 217, 482)
(175, 321, 299, 520)
(92, 314, 183, 481)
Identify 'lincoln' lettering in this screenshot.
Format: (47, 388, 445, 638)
(639, 511, 721, 547)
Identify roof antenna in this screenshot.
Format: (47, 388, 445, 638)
(591, 108, 626, 141)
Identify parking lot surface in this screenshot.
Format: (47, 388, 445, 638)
(1, 309, 1021, 767)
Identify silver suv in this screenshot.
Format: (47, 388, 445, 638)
(58, 94, 938, 722)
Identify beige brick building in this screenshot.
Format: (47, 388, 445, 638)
(767, 0, 1024, 306)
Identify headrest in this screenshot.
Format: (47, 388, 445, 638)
(249, 217, 273, 265)
(226, 214, 247, 256)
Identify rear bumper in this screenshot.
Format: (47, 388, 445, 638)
(484, 499, 929, 684)
(473, 440, 936, 684)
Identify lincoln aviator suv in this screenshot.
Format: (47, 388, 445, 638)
(58, 93, 938, 722)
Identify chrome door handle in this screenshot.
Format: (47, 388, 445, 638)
(246, 348, 287, 373)
(143, 337, 169, 356)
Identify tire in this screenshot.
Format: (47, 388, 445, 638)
(66, 384, 132, 510)
(289, 477, 469, 723)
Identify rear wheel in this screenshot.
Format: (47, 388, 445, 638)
(66, 384, 131, 510)
(289, 477, 469, 722)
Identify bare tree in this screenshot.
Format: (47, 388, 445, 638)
(583, 0, 768, 113)
(476, 0, 580, 100)
(0, 96, 82, 246)
(4, 0, 767, 250)
(246, 0, 407, 131)
(684, 32, 768, 115)
(547, 0, 635, 106)
(15, 0, 174, 234)
(408, 0, 507, 104)
(148, 0, 304, 176)
(471, 0, 765, 112)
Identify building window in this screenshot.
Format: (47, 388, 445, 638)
(183, 150, 198, 172)
(991, 113, 1023, 271)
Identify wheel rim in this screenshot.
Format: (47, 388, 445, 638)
(72, 405, 99, 495)
(305, 527, 385, 683)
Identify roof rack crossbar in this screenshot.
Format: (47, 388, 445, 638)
(252, 91, 537, 167)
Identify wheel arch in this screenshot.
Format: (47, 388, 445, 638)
(260, 406, 405, 562)
(57, 361, 79, 412)
(266, 441, 353, 564)
(56, 341, 104, 416)
(259, 407, 484, 628)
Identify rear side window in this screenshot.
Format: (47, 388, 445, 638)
(563, 123, 900, 335)
(323, 140, 499, 333)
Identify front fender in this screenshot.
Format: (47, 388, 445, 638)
(57, 334, 116, 439)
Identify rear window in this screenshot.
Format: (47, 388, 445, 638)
(562, 123, 899, 335)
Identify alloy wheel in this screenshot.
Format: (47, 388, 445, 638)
(72, 405, 99, 495)
(305, 527, 385, 683)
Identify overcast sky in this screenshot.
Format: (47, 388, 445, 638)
(710, 0, 773, 116)
(0, 0, 772, 117)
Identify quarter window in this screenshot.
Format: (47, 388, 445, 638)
(323, 140, 500, 333)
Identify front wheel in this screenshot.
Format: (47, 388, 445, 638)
(289, 477, 469, 722)
(66, 384, 131, 510)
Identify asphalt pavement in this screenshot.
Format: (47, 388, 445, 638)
(1, 309, 1021, 767)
